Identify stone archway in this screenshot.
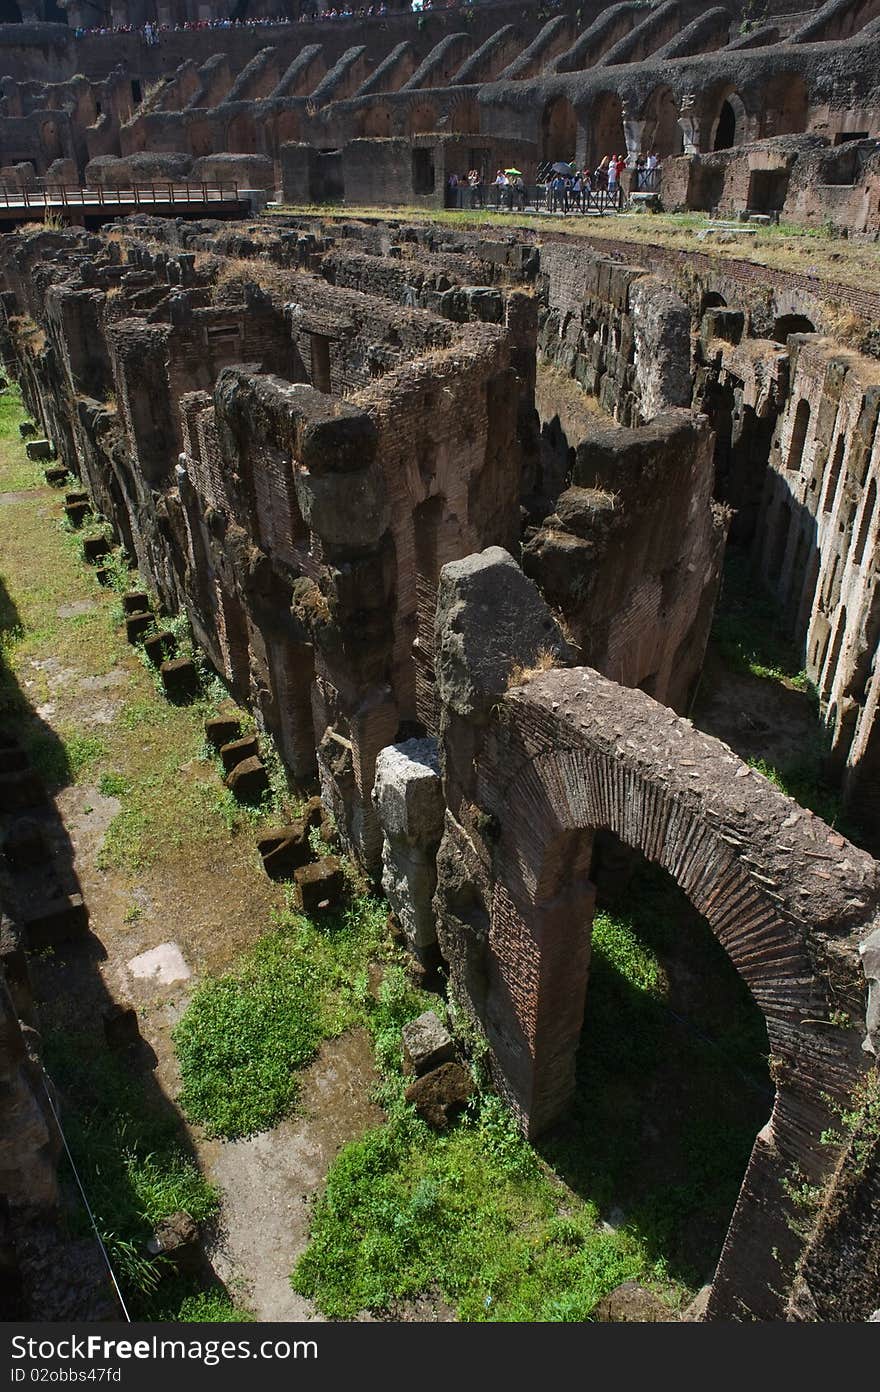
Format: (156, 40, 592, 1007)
(358, 103, 392, 138)
(588, 91, 626, 167)
(434, 641, 877, 1319)
(640, 84, 683, 159)
(760, 74, 809, 138)
(226, 112, 257, 154)
(541, 95, 578, 164)
(711, 91, 748, 150)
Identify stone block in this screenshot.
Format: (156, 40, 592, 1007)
(404, 1061, 473, 1129)
(122, 591, 150, 615)
(65, 501, 91, 528)
(373, 739, 443, 848)
(23, 893, 89, 949)
(294, 855, 344, 913)
(402, 1011, 455, 1077)
(220, 734, 259, 773)
(160, 657, 199, 703)
(94, 566, 112, 587)
(146, 1212, 201, 1275)
(303, 795, 326, 830)
(143, 631, 175, 666)
(435, 548, 572, 720)
(225, 755, 269, 803)
(125, 611, 153, 644)
(82, 536, 110, 564)
(44, 466, 69, 486)
(204, 715, 242, 750)
(25, 438, 54, 461)
(102, 1003, 140, 1051)
(3, 818, 46, 868)
(381, 841, 438, 949)
(257, 820, 312, 880)
(19, 421, 37, 439)
(0, 769, 47, 812)
(65, 491, 88, 506)
(593, 1282, 678, 1322)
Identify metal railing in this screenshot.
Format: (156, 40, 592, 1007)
(445, 183, 624, 214)
(0, 182, 242, 209)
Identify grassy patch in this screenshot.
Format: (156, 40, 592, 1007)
(269, 204, 880, 298)
(43, 1032, 249, 1319)
(174, 894, 389, 1139)
(710, 550, 809, 689)
(291, 863, 771, 1320)
(0, 384, 44, 492)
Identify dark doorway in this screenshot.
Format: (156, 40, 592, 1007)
(540, 845, 772, 1288)
(747, 168, 790, 213)
(713, 100, 737, 151)
(412, 148, 435, 195)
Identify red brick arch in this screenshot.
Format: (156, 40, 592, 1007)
(436, 664, 878, 1319)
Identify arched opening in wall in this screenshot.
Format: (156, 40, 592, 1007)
(641, 85, 683, 160)
(712, 93, 747, 151)
(854, 478, 877, 567)
(699, 290, 726, 318)
(270, 109, 301, 154)
(226, 112, 257, 153)
(358, 104, 392, 138)
(408, 103, 438, 137)
(823, 435, 846, 513)
(773, 314, 815, 343)
(760, 75, 808, 139)
(189, 121, 214, 158)
(540, 836, 773, 1290)
(786, 399, 811, 472)
(541, 95, 578, 164)
(588, 92, 625, 168)
(448, 97, 480, 135)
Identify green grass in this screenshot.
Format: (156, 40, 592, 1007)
(173, 894, 389, 1139)
(710, 550, 810, 689)
(43, 1032, 251, 1319)
(0, 384, 43, 492)
(291, 862, 772, 1320)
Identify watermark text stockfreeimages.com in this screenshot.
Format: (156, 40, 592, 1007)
(10, 1336, 317, 1371)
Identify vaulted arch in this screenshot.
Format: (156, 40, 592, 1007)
(436, 664, 877, 1320)
(640, 84, 683, 159)
(541, 95, 578, 164)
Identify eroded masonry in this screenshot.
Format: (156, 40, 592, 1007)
(2, 212, 880, 1321)
(2, 1, 880, 234)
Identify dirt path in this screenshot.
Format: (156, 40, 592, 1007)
(202, 1030, 383, 1320)
(0, 468, 382, 1321)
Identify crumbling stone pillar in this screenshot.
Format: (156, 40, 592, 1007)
(373, 738, 444, 961)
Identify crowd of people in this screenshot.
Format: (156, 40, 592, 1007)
(446, 151, 661, 212)
(71, 0, 495, 39)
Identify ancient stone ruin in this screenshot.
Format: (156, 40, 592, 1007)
(1, 1, 880, 232)
(1, 206, 878, 1322)
(0, 0, 879, 1331)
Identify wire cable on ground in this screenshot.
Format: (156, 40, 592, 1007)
(40, 1073, 132, 1323)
